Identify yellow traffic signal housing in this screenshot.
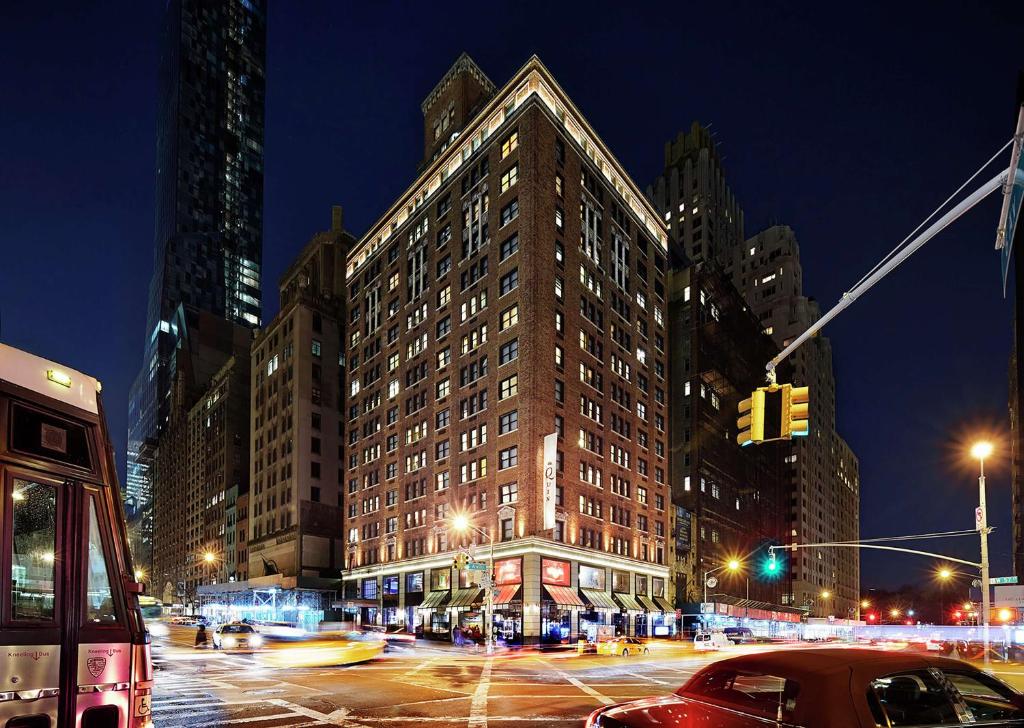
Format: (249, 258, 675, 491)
(737, 383, 810, 446)
(454, 552, 468, 570)
(783, 385, 810, 438)
(736, 390, 765, 446)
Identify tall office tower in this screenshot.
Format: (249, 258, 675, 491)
(127, 0, 267, 572)
(193, 213, 355, 630)
(647, 122, 744, 267)
(151, 308, 252, 606)
(726, 225, 860, 618)
(342, 55, 674, 645)
(666, 264, 792, 616)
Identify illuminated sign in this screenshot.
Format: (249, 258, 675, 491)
(542, 558, 571, 586)
(495, 558, 522, 585)
(46, 369, 71, 388)
(543, 433, 558, 530)
(579, 565, 605, 591)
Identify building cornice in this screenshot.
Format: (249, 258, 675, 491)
(348, 55, 668, 278)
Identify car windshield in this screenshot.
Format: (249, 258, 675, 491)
(221, 625, 254, 634)
(943, 670, 1024, 723)
(682, 669, 799, 721)
(868, 670, 960, 726)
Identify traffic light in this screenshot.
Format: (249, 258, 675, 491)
(782, 385, 810, 438)
(737, 390, 765, 446)
(762, 552, 782, 578)
(454, 552, 468, 571)
(867, 613, 877, 622)
(737, 384, 810, 446)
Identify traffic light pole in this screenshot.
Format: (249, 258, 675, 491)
(765, 167, 1009, 381)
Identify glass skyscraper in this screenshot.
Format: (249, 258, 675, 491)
(126, 0, 266, 568)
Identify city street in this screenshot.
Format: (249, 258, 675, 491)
(151, 627, 1024, 727)
(151, 627, 728, 727)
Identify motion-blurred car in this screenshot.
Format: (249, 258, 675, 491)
(260, 632, 386, 668)
(361, 625, 416, 647)
(596, 637, 650, 657)
(693, 632, 732, 651)
(213, 622, 263, 650)
(723, 627, 756, 644)
(585, 648, 1024, 727)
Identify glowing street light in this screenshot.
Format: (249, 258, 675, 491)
(861, 599, 870, 609)
(820, 590, 831, 600)
(203, 551, 216, 564)
(452, 513, 471, 533)
(971, 440, 994, 667)
(890, 608, 901, 618)
(938, 568, 953, 580)
(727, 559, 741, 572)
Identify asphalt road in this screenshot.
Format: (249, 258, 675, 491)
(149, 626, 1024, 727)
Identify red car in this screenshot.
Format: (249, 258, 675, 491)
(586, 648, 1024, 727)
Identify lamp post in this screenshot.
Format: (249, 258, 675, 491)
(971, 441, 993, 667)
(702, 559, 742, 630)
(451, 514, 495, 655)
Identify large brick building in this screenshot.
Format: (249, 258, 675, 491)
(341, 55, 674, 644)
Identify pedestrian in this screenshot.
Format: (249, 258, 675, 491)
(195, 624, 208, 648)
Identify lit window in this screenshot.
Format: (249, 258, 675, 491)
(501, 131, 518, 159)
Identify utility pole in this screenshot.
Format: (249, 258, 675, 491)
(974, 443, 993, 668)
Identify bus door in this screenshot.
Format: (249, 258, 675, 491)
(2, 468, 142, 728)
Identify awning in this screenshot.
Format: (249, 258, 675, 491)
(449, 587, 483, 608)
(655, 596, 675, 613)
(493, 584, 521, 606)
(638, 595, 660, 612)
(580, 588, 618, 609)
(543, 584, 585, 607)
(614, 592, 645, 611)
(419, 590, 450, 609)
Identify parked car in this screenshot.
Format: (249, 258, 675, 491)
(723, 627, 756, 644)
(585, 648, 1024, 727)
(693, 632, 732, 651)
(596, 637, 650, 657)
(213, 622, 263, 650)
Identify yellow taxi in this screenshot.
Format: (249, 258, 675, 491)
(260, 631, 386, 668)
(596, 637, 650, 657)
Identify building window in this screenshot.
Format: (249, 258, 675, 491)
(312, 340, 322, 357)
(499, 482, 518, 503)
(500, 199, 519, 227)
(500, 164, 519, 194)
(500, 518, 514, 542)
(554, 379, 564, 403)
(500, 305, 519, 331)
(499, 410, 518, 434)
(499, 338, 519, 365)
(311, 462, 321, 479)
(500, 233, 519, 261)
(501, 131, 518, 159)
(499, 269, 519, 296)
(499, 374, 518, 400)
(498, 446, 518, 470)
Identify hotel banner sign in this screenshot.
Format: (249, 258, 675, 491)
(543, 432, 558, 530)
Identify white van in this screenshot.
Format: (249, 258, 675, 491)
(694, 631, 732, 651)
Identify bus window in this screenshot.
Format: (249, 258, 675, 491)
(11, 479, 57, 621)
(85, 496, 117, 624)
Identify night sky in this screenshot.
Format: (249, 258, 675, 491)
(2, 2, 1023, 590)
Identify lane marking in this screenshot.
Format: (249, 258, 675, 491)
(468, 657, 494, 728)
(189, 712, 300, 726)
(531, 658, 614, 706)
(267, 697, 372, 728)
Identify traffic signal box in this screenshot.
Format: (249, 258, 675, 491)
(453, 552, 468, 571)
(737, 384, 810, 446)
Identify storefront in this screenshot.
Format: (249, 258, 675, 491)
(493, 557, 523, 645)
(540, 558, 583, 644)
(419, 567, 452, 639)
(578, 563, 617, 642)
(403, 571, 424, 631)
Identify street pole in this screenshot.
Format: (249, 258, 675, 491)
(979, 456, 991, 668)
(486, 533, 494, 655)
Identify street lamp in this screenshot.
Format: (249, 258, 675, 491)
(971, 440, 993, 667)
(703, 559, 742, 606)
(936, 567, 953, 624)
(860, 599, 870, 609)
(450, 514, 495, 655)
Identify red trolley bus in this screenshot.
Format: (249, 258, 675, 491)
(0, 343, 153, 728)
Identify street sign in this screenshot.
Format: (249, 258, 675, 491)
(992, 576, 1019, 585)
(467, 562, 488, 571)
